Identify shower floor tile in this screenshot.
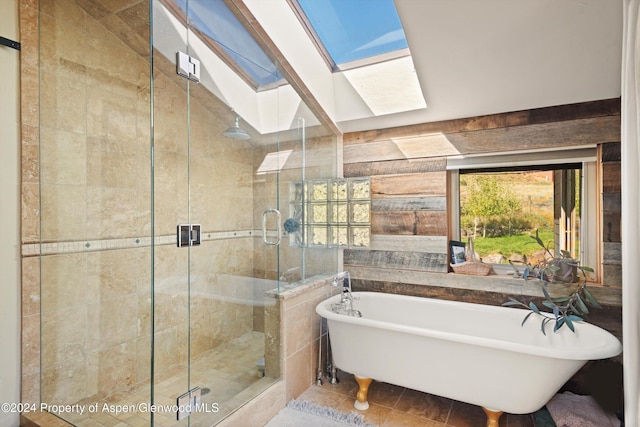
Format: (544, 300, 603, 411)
(64, 331, 274, 427)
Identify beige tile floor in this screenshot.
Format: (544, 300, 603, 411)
(53, 331, 274, 427)
(292, 369, 535, 427)
(33, 331, 536, 427)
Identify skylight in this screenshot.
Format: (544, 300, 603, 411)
(293, 0, 409, 70)
(172, 0, 284, 89)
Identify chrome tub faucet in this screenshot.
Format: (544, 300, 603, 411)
(330, 271, 361, 317)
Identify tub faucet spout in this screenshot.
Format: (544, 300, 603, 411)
(331, 272, 361, 317)
(331, 271, 351, 293)
(332, 271, 353, 304)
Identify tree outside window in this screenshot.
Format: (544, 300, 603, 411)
(459, 167, 580, 265)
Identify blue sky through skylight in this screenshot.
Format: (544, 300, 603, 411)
(296, 0, 408, 66)
(175, 0, 283, 87)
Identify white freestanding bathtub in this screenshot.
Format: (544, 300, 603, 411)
(316, 291, 622, 427)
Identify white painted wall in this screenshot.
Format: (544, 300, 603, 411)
(0, 1, 21, 426)
(244, 0, 623, 134)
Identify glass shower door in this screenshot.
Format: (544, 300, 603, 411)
(36, 1, 155, 426)
(152, 0, 285, 425)
(149, 1, 191, 425)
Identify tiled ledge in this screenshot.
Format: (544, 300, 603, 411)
(273, 274, 336, 300)
(348, 265, 623, 307)
(21, 411, 73, 427)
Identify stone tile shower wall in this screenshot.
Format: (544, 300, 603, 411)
(20, 0, 258, 406)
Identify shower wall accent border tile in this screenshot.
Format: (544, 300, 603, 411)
(22, 229, 265, 257)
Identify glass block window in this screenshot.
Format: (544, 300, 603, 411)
(287, 178, 370, 248)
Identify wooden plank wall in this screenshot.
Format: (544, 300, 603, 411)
(601, 142, 622, 286)
(343, 98, 622, 287)
(344, 160, 449, 274)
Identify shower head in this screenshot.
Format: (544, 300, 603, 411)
(222, 116, 250, 140)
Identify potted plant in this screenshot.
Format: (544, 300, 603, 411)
(503, 229, 601, 334)
(522, 229, 581, 283)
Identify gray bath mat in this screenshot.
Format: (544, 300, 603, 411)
(546, 392, 620, 427)
(265, 399, 377, 427)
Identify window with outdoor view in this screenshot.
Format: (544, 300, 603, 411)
(459, 165, 583, 269)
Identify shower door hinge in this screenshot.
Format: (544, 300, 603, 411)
(177, 224, 201, 247)
(176, 51, 200, 83)
(176, 386, 201, 421)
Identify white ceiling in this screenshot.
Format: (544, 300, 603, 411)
(248, 0, 623, 134)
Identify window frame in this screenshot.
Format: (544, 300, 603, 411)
(448, 147, 599, 282)
(286, 0, 410, 72)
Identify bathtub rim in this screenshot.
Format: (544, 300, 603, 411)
(316, 291, 622, 361)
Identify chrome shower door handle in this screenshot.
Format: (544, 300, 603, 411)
(262, 209, 282, 246)
(177, 224, 201, 247)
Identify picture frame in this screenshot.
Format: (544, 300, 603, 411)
(450, 240, 466, 264)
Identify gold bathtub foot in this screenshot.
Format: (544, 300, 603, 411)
(354, 375, 372, 410)
(482, 407, 503, 427)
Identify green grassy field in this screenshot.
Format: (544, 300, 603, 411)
(463, 229, 554, 261)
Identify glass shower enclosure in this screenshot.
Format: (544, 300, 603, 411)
(35, 0, 337, 425)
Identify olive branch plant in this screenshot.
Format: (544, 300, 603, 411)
(502, 229, 602, 334)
